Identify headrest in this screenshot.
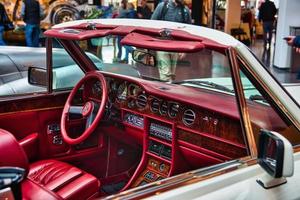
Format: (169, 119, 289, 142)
(0, 129, 29, 172)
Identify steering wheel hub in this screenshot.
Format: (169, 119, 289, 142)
(82, 101, 94, 118)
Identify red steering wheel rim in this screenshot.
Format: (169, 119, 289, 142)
(61, 71, 107, 145)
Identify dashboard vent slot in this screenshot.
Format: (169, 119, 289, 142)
(136, 94, 147, 108)
(159, 101, 168, 116)
(150, 98, 160, 113)
(182, 109, 196, 126)
(168, 103, 179, 118)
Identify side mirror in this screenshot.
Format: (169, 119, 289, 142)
(132, 50, 156, 67)
(256, 130, 294, 189)
(28, 67, 47, 87)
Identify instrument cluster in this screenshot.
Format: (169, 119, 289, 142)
(105, 77, 143, 104)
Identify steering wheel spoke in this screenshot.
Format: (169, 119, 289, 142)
(69, 106, 83, 116)
(85, 101, 100, 129)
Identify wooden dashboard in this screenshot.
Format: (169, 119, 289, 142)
(92, 73, 249, 188)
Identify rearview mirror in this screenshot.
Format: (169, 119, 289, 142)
(132, 50, 156, 67)
(256, 130, 294, 189)
(28, 67, 47, 87)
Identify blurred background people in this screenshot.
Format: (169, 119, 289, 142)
(116, 0, 128, 62)
(21, 0, 44, 47)
(286, 36, 300, 53)
(151, 0, 191, 24)
(137, 0, 152, 19)
(127, 2, 137, 18)
(117, 0, 129, 18)
(241, 7, 254, 43)
(286, 35, 300, 79)
(259, 0, 277, 49)
(0, 2, 7, 45)
(151, 0, 191, 82)
(123, 2, 137, 63)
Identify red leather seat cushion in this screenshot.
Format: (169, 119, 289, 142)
(28, 160, 100, 200)
(22, 179, 63, 200)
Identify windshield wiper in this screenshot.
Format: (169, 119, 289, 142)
(173, 80, 235, 94)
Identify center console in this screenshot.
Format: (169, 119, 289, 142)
(122, 110, 175, 187)
(132, 158, 170, 187)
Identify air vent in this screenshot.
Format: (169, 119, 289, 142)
(168, 103, 179, 118)
(159, 101, 168, 116)
(182, 109, 196, 126)
(136, 94, 147, 109)
(150, 98, 160, 113)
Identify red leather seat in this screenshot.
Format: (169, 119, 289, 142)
(0, 129, 100, 200)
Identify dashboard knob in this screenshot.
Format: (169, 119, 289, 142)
(159, 163, 165, 172)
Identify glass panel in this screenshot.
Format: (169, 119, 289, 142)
(78, 35, 236, 95)
(52, 42, 85, 90)
(239, 69, 300, 146)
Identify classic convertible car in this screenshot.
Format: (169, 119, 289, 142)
(0, 19, 299, 200)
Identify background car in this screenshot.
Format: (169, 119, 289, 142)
(1, 0, 101, 44)
(0, 46, 140, 95)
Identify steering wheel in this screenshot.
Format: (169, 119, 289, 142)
(61, 72, 107, 145)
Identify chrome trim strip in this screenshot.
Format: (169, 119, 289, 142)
(100, 160, 244, 200)
(228, 48, 257, 157)
(236, 53, 300, 131)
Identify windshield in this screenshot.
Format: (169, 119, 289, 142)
(77, 35, 234, 93)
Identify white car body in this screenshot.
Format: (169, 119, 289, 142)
(49, 19, 300, 200)
(146, 152, 300, 200)
(1, 19, 298, 199)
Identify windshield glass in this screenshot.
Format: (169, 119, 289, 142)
(77, 35, 234, 94)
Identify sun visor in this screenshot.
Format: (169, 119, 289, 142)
(121, 32, 205, 53)
(44, 28, 112, 40)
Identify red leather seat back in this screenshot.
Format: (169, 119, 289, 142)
(0, 129, 29, 172)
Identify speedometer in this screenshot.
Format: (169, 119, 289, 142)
(128, 84, 140, 96)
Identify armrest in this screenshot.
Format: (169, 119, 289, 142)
(19, 133, 39, 161)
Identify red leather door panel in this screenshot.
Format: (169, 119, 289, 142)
(0, 93, 68, 160)
(0, 106, 66, 160)
(0, 92, 110, 167)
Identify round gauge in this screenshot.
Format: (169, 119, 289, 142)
(117, 82, 127, 100)
(128, 84, 140, 96)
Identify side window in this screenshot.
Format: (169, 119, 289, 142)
(0, 54, 47, 96)
(52, 48, 84, 90)
(239, 67, 300, 146)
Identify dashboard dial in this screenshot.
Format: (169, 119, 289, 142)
(128, 84, 141, 96)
